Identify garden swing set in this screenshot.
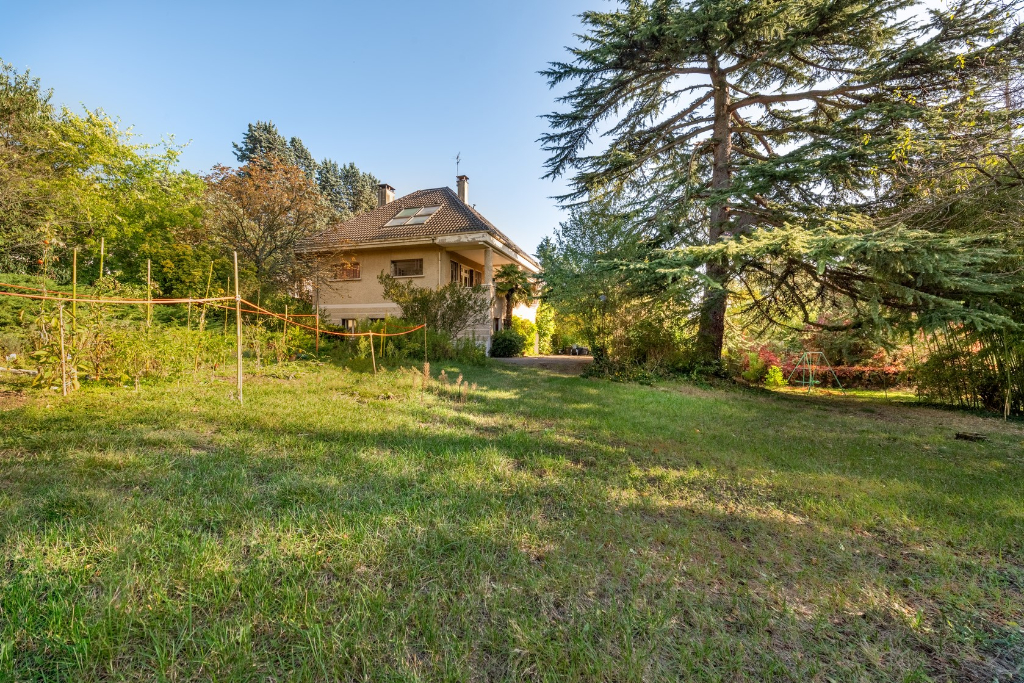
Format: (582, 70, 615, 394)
(786, 351, 845, 393)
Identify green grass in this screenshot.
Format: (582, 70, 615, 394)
(1, 361, 1022, 682)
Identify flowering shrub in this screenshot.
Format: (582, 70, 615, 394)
(779, 363, 912, 389)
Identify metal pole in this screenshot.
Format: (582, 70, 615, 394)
(234, 252, 243, 404)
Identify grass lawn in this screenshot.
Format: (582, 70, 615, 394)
(1, 361, 1022, 681)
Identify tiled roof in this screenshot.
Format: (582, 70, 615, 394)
(301, 186, 538, 267)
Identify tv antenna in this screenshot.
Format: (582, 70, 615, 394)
(455, 152, 462, 176)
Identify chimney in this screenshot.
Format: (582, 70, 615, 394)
(377, 183, 395, 206)
(456, 175, 469, 204)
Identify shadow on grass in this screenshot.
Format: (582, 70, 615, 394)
(1, 364, 1022, 681)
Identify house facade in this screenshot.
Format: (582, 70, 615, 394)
(301, 176, 540, 350)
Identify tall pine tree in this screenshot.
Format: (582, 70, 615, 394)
(233, 122, 379, 220)
(232, 121, 293, 165)
(542, 0, 1023, 363)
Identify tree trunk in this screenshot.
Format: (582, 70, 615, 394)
(695, 61, 732, 365)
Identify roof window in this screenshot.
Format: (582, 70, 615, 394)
(384, 206, 441, 227)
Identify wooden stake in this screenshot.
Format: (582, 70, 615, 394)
(315, 313, 320, 356)
(283, 304, 289, 355)
(234, 252, 243, 404)
(223, 277, 230, 335)
(72, 248, 78, 338)
(424, 320, 428, 364)
(98, 237, 104, 285)
(369, 332, 377, 375)
(194, 262, 215, 374)
(146, 259, 152, 329)
(380, 321, 386, 358)
(58, 303, 68, 397)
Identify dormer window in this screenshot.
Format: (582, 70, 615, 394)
(384, 206, 441, 227)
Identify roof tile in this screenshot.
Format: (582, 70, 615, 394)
(301, 186, 537, 267)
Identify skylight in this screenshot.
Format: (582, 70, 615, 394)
(384, 206, 441, 227)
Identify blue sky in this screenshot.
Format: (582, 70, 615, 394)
(1, 0, 600, 254)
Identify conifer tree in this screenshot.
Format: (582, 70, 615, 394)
(233, 122, 379, 219)
(542, 0, 1023, 363)
(288, 136, 319, 180)
(232, 120, 293, 165)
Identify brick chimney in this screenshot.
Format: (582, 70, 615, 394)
(456, 175, 469, 204)
(377, 183, 395, 206)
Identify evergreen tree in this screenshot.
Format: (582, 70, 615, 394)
(233, 122, 379, 220)
(315, 159, 352, 219)
(316, 160, 380, 219)
(288, 136, 319, 180)
(542, 0, 1023, 363)
(341, 162, 380, 215)
(232, 121, 293, 165)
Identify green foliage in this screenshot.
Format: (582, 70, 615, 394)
(510, 316, 536, 353)
(378, 273, 491, 338)
(764, 365, 787, 388)
(915, 328, 1023, 416)
(541, 0, 1024, 362)
(539, 201, 694, 371)
(489, 328, 528, 358)
(740, 352, 768, 384)
(232, 120, 378, 221)
(0, 60, 208, 288)
(316, 159, 379, 219)
(493, 264, 534, 326)
(231, 121, 295, 166)
(535, 302, 555, 354)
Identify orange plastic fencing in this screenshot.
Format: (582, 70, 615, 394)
(0, 283, 425, 339)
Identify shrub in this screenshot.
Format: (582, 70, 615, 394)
(511, 316, 536, 354)
(764, 365, 787, 388)
(535, 303, 555, 354)
(740, 352, 768, 383)
(489, 329, 528, 357)
(378, 273, 491, 338)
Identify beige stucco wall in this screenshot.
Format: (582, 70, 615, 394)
(318, 245, 444, 322)
(317, 243, 540, 352)
(317, 245, 494, 321)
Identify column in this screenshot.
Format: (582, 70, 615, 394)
(484, 247, 495, 344)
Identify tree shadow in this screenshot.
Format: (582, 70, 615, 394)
(0, 366, 1021, 681)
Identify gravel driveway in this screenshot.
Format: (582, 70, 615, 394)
(493, 355, 594, 375)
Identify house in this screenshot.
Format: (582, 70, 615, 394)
(301, 176, 540, 350)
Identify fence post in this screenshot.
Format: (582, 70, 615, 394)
(58, 303, 68, 397)
(71, 248, 78, 339)
(98, 237, 104, 285)
(423, 320, 427, 364)
(369, 332, 377, 375)
(315, 313, 320, 356)
(146, 259, 152, 329)
(284, 304, 289, 355)
(234, 252, 243, 404)
(223, 277, 230, 336)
